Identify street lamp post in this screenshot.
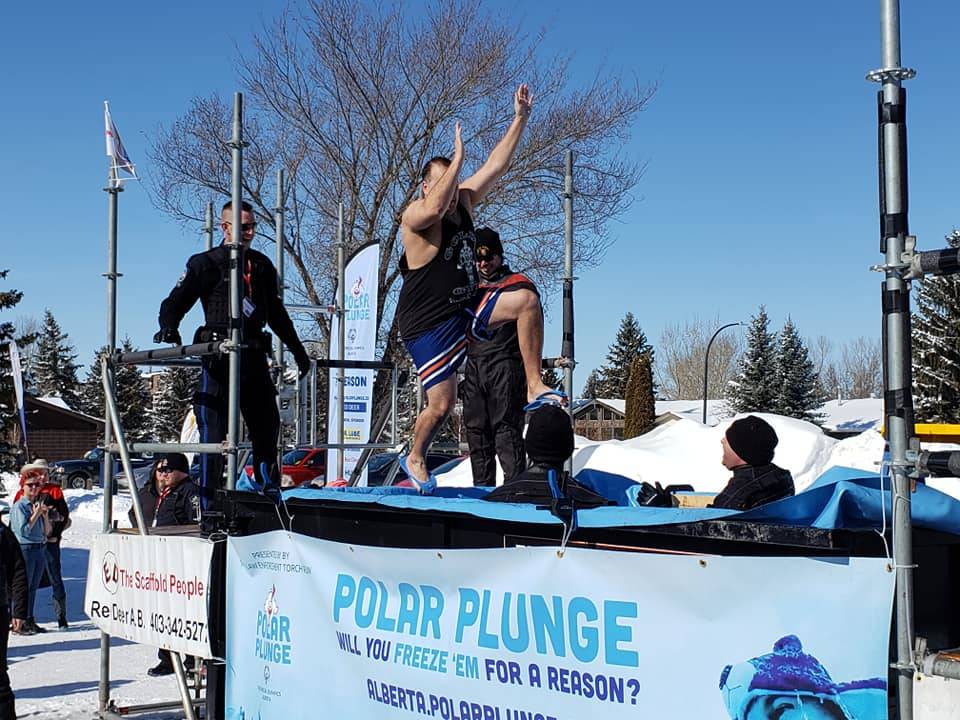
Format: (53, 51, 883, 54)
(703, 322, 741, 424)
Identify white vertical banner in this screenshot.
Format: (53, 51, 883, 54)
(328, 243, 380, 484)
(7, 342, 27, 445)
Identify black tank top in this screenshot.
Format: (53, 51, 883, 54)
(396, 204, 478, 339)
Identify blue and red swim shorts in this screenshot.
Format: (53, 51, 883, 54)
(403, 286, 504, 390)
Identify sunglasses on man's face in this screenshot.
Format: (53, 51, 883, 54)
(156, 466, 174, 474)
(224, 221, 257, 232)
(23, 483, 41, 488)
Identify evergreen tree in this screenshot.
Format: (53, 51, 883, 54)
(774, 318, 825, 422)
(0, 271, 35, 471)
(582, 370, 601, 400)
(31, 309, 81, 408)
(624, 353, 656, 439)
(596, 312, 654, 399)
(727, 306, 778, 413)
(913, 230, 960, 423)
(541, 367, 562, 391)
(77, 346, 109, 420)
(150, 366, 199, 442)
(115, 339, 151, 442)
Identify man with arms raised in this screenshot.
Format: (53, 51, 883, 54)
(396, 84, 561, 491)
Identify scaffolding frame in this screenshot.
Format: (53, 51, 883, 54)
(94, 91, 401, 718)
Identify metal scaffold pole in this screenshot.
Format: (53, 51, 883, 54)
(204, 201, 214, 252)
(337, 201, 346, 480)
(274, 170, 286, 384)
(225, 92, 245, 491)
(562, 150, 575, 474)
(98, 163, 121, 715)
(868, 1, 917, 717)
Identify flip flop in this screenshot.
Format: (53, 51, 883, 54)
(523, 389, 569, 412)
(398, 455, 437, 495)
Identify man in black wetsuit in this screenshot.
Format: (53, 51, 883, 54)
(462, 228, 534, 486)
(395, 84, 561, 491)
(155, 200, 311, 506)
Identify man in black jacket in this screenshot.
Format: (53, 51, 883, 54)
(712, 415, 795, 511)
(0, 521, 28, 719)
(461, 229, 533, 486)
(155, 201, 311, 506)
(147, 453, 200, 677)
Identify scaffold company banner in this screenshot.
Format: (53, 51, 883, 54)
(84, 533, 214, 657)
(224, 531, 894, 720)
(328, 241, 380, 484)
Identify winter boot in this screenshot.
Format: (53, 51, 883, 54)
(26, 618, 45, 634)
(54, 598, 68, 630)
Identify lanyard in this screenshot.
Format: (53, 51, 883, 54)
(243, 259, 253, 297)
(153, 487, 172, 528)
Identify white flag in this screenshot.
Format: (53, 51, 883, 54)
(7, 342, 27, 444)
(104, 101, 136, 178)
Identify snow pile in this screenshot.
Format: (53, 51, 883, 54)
(437, 412, 874, 493)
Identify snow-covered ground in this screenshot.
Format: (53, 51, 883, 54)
(3, 415, 959, 719)
(2, 481, 188, 720)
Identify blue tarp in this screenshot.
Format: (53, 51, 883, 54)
(280, 466, 960, 536)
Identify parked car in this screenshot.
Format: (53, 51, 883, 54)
(366, 452, 457, 487)
(52, 448, 153, 490)
(242, 448, 327, 488)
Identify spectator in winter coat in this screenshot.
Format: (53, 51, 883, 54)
(0, 521, 28, 719)
(10, 467, 54, 635)
(14, 459, 70, 630)
(147, 453, 200, 677)
(129, 460, 162, 530)
(711, 416, 795, 511)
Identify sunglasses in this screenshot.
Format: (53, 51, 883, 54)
(224, 221, 257, 232)
(23, 483, 41, 488)
(156, 466, 175, 474)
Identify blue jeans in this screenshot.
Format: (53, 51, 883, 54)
(20, 545, 45, 620)
(44, 541, 66, 616)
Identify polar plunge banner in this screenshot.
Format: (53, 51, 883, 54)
(224, 531, 894, 720)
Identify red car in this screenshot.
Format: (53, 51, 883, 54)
(243, 448, 327, 487)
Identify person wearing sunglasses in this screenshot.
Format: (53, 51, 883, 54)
(154, 200, 312, 508)
(10, 466, 54, 635)
(144, 453, 200, 677)
(12, 459, 70, 630)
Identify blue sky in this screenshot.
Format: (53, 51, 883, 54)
(2, 1, 958, 393)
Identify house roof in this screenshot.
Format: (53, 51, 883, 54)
(572, 397, 882, 433)
(29, 395, 104, 427)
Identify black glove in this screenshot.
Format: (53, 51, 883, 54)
(296, 353, 312, 380)
(153, 328, 182, 345)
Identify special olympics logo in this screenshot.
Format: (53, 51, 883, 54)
(263, 665, 271, 683)
(351, 276, 364, 297)
(101, 552, 120, 595)
(264, 585, 279, 618)
(347, 328, 357, 345)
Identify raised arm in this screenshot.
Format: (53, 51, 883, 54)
(402, 123, 465, 232)
(460, 84, 532, 208)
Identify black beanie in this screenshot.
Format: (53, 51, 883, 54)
(525, 405, 574, 467)
(475, 227, 503, 259)
(158, 452, 190, 475)
(725, 416, 778, 466)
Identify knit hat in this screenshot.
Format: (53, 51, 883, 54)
(525, 405, 574, 467)
(475, 227, 503, 260)
(725, 415, 778, 466)
(719, 635, 853, 720)
(157, 453, 190, 475)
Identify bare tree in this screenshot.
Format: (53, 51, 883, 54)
(815, 337, 882, 401)
(147, 0, 653, 436)
(842, 337, 882, 398)
(656, 316, 742, 400)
